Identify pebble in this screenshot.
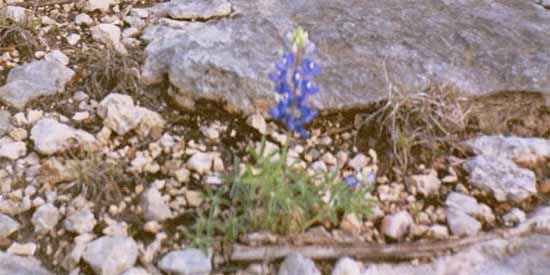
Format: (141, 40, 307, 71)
(7, 242, 37, 256)
(408, 172, 441, 197)
(186, 152, 213, 174)
(380, 211, 413, 240)
(446, 208, 481, 236)
(31, 203, 60, 233)
(75, 13, 94, 26)
(246, 113, 267, 134)
(503, 208, 526, 226)
(141, 188, 173, 221)
(0, 137, 26, 160)
(64, 208, 97, 234)
(0, 213, 20, 238)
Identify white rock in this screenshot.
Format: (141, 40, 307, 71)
(121, 267, 150, 275)
(122, 27, 140, 38)
(0, 6, 28, 23)
(348, 154, 369, 171)
(0, 137, 26, 160)
(186, 152, 213, 174)
(246, 113, 267, 134)
(445, 192, 483, 216)
(0, 213, 20, 238)
(158, 249, 212, 275)
(75, 13, 94, 25)
(7, 242, 37, 256)
(84, 0, 115, 12)
(73, 111, 90, 121)
(331, 257, 361, 275)
(45, 50, 69, 66)
(503, 208, 526, 226)
(409, 173, 441, 196)
(446, 208, 481, 236)
(30, 118, 96, 155)
(31, 203, 60, 232)
(429, 224, 449, 239)
(83, 236, 138, 275)
(90, 23, 127, 55)
(66, 34, 81, 46)
(380, 211, 413, 239)
(141, 188, 173, 221)
(64, 208, 97, 234)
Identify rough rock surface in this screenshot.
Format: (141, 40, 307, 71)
(0, 252, 53, 275)
(380, 211, 413, 239)
(278, 252, 321, 275)
(0, 213, 19, 238)
(30, 118, 97, 155)
(158, 249, 212, 275)
(464, 135, 550, 165)
(362, 234, 550, 275)
(141, 188, 173, 222)
(82, 236, 138, 275)
(463, 155, 537, 203)
(151, 0, 231, 20)
(0, 59, 74, 109)
(141, 0, 550, 114)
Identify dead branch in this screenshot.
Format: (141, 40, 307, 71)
(230, 227, 533, 262)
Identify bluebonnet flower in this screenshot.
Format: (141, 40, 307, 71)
(269, 27, 321, 138)
(344, 175, 360, 187)
(344, 169, 377, 187)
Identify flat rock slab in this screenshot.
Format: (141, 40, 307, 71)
(141, 0, 550, 114)
(0, 59, 74, 109)
(464, 135, 550, 165)
(362, 233, 550, 275)
(0, 251, 53, 275)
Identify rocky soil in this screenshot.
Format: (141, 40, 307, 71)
(0, 0, 549, 275)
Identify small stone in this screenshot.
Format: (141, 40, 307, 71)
(0, 137, 26, 160)
(90, 23, 127, 55)
(31, 203, 60, 233)
(278, 252, 321, 275)
(348, 153, 369, 171)
(7, 242, 37, 256)
(66, 34, 81, 46)
(201, 126, 219, 141)
(44, 50, 69, 66)
(122, 27, 140, 38)
(184, 189, 203, 207)
(72, 111, 90, 121)
(429, 224, 449, 239)
(75, 13, 93, 25)
(186, 152, 213, 174)
(82, 236, 138, 275)
(246, 113, 267, 135)
(446, 208, 481, 236)
(463, 155, 537, 203)
(64, 208, 97, 234)
(503, 208, 526, 226)
(158, 249, 212, 275)
(30, 118, 96, 155)
(380, 211, 413, 240)
(0, 213, 20, 238)
(0, 6, 28, 23)
(322, 152, 337, 166)
(409, 172, 441, 197)
(0, 110, 12, 137)
(84, 0, 116, 12)
(340, 213, 362, 234)
(445, 192, 482, 216)
(0, 251, 53, 275)
(9, 127, 27, 141)
(141, 188, 173, 222)
(331, 257, 361, 275)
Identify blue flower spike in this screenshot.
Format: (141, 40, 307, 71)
(269, 26, 320, 138)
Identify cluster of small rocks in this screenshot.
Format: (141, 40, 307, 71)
(0, 0, 549, 275)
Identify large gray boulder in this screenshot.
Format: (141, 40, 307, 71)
(141, 0, 550, 114)
(362, 233, 550, 275)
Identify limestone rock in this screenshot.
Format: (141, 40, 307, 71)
(141, 0, 550, 114)
(31, 203, 60, 233)
(30, 118, 96, 155)
(463, 155, 537, 203)
(464, 135, 550, 165)
(0, 213, 19, 238)
(331, 257, 361, 275)
(446, 208, 481, 237)
(0, 251, 53, 275)
(64, 208, 97, 234)
(0, 137, 26, 160)
(158, 249, 212, 275)
(82, 236, 138, 275)
(90, 23, 127, 55)
(0, 60, 74, 109)
(141, 188, 173, 222)
(380, 211, 413, 240)
(84, 0, 115, 12)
